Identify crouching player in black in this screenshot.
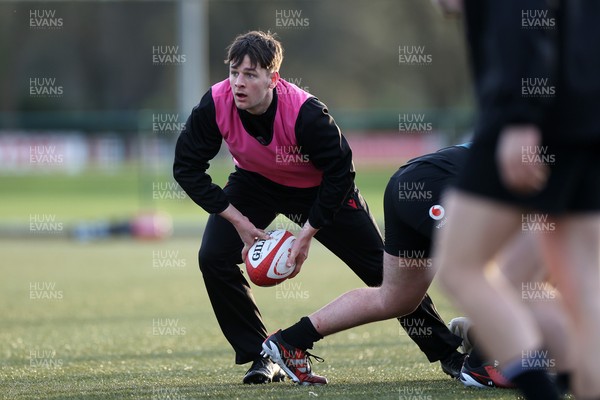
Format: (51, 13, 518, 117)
(261, 144, 471, 384)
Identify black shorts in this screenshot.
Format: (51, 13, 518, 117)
(384, 162, 456, 258)
(455, 139, 600, 214)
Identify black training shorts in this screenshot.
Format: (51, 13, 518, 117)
(455, 139, 600, 215)
(384, 161, 457, 258)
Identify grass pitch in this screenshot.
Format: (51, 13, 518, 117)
(1, 238, 526, 400)
(0, 164, 528, 399)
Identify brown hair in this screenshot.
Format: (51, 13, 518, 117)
(225, 31, 283, 72)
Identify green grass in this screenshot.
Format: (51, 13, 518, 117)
(0, 165, 528, 399)
(0, 238, 527, 400)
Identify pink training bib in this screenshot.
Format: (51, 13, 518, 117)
(212, 78, 323, 188)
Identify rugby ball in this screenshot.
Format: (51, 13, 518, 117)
(245, 229, 296, 287)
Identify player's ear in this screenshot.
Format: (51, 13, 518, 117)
(269, 71, 279, 89)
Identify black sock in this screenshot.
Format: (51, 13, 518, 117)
(280, 317, 323, 350)
(502, 353, 559, 400)
(510, 370, 559, 400)
(466, 347, 485, 367)
(555, 372, 570, 396)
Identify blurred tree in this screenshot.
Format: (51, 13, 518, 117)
(0, 0, 473, 132)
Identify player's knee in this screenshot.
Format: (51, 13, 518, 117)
(198, 245, 239, 277)
(386, 303, 418, 319)
(378, 287, 420, 318)
(388, 297, 420, 318)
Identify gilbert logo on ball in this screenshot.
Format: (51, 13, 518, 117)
(245, 229, 296, 287)
(428, 205, 445, 220)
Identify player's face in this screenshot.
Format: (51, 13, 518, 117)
(229, 55, 278, 115)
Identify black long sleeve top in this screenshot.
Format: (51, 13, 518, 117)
(173, 88, 355, 229)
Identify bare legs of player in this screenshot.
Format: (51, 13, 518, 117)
(491, 231, 573, 379)
(307, 252, 432, 336)
(436, 192, 544, 364)
(538, 214, 600, 398)
(436, 190, 600, 398)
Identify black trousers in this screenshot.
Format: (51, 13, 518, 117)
(198, 169, 460, 364)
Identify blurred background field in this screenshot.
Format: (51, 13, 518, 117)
(0, 0, 511, 398)
(0, 159, 395, 238)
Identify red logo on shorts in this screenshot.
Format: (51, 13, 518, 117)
(429, 205, 445, 220)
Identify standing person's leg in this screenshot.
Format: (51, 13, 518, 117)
(435, 191, 559, 399)
(435, 191, 539, 363)
(197, 172, 281, 382)
(455, 232, 573, 390)
(499, 232, 573, 383)
(199, 211, 275, 362)
(538, 214, 600, 398)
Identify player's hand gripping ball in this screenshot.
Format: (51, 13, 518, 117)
(245, 229, 296, 287)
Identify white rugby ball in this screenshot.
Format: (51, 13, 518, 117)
(245, 229, 296, 287)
